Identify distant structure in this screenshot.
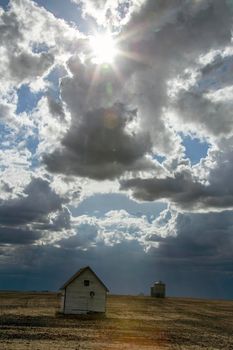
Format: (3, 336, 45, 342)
(59, 266, 109, 314)
(151, 281, 166, 298)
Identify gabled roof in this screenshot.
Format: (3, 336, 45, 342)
(60, 266, 109, 291)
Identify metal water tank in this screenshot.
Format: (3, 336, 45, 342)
(151, 281, 166, 298)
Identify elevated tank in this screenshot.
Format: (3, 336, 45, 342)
(151, 281, 166, 298)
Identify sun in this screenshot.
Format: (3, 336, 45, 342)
(89, 33, 117, 65)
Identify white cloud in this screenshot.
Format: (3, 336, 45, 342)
(72, 0, 145, 27)
(62, 207, 176, 251)
(0, 0, 83, 92)
(31, 96, 70, 156)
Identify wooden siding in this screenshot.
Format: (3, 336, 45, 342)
(63, 269, 106, 314)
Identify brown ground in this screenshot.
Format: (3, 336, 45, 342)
(0, 292, 232, 350)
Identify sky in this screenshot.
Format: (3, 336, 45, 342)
(0, 0, 233, 299)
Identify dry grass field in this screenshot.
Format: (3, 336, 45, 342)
(0, 292, 232, 350)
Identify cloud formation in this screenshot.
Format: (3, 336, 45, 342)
(41, 0, 233, 185)
(121, 139, 233, 211)
(0, 177, 71, 246)
(71, 0, 139, 26)
(0, 0, 233, 297)
(44, 102, 155, 179)
(0, 0, 83, 92)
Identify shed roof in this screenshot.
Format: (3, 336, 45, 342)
(60, 266, 109, 291)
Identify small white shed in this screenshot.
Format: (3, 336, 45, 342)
(59, 266, 109, 314)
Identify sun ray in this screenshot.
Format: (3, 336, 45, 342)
(85, 26, 152, 104)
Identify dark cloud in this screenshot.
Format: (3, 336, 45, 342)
(8, 51, 54, 83)
(44, 103, 153, 179)
(116, 0, 233, 87)
(147, 210, 233, 298)
(127, 0, 232, 54)
(170, 52, 233, 138)
(49, 206, 71, 230)
(152, 211, 233, 260)
(0, 10, 22, 46)
(58, 223, 98, 249)
(121, 149, 233, 210)
(121, 170, 208, 209)
(0, 178, 65, 226)
(46, 95, 66, 121)
(0, 227, 42, 245)
(61, 55, 123, 114)
(0, 181, 13, 194)
(42, 55, 156, 179)
(173, 90, 233, 137)
(0, 178, 71, 246)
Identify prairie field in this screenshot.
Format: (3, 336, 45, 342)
(0, 292, 232, 350)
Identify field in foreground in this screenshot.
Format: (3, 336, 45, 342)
(0, 292, 232, 350)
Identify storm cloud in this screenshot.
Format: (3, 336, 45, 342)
(44, 103, 154, 179)
(0, 177, 71, 246)
(121, 136, 233, 211)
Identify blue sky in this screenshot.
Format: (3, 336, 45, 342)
(182, 135, 209, 165)
(0, 0, 233, 299)
(17, 85, 43, 113)
(0, 0, 8, 9)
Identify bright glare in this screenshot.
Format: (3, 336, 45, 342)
(90, 33, 117, 64)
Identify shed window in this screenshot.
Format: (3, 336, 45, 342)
(84, 280, 90, 286)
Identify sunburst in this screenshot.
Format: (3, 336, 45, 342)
(89, 33, 117, 65)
